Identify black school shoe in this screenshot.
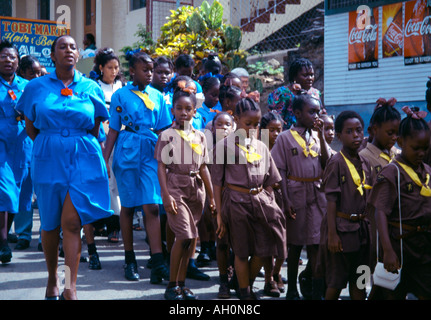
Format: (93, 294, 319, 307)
(15, 239, 30, 250)
(0, 246, 12, 264)
(124, 262, 140, 281)
(88, 252, 102, 270)
(186, 259, 210, 281)
(164, 286, 184, 300)
(181, 287, 197, 300)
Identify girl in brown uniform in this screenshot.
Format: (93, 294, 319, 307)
(155, 79, 216, 300)
(271, 93, 329, 300)
(359, 98, 401, 299)
(368, 106, 431, 300)
(318, 110, 372, 300)
(212, 98, 287, 300)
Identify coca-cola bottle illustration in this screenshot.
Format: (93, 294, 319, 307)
(364, 10, 377, 62)
(383, 7, 404, 57)
(408, 0, 427, 56)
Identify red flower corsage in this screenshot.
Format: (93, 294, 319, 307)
(8, 90, 17, 101)
(61, 88, 73, 96)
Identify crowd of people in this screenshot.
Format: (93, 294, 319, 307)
(0, 34, 430, 301)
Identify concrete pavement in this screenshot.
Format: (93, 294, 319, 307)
(0, 211, 299, 301)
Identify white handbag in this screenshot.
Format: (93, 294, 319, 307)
(372, 163, 403, 291)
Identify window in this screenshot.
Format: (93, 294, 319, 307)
(38, 0, 50, 20)
(0, 0, 12, 17)
(130, 0, 146, 11)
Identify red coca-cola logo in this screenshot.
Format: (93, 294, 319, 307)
(405, 15, 431, 37)
(349, 24, 378, 45)
(386, 24, 404, 45)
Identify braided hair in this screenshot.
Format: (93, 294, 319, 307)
(235, 97, 260, 117)
(399, 106, 429, 139)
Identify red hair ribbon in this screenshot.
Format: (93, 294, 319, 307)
(177, 80, 197, 94)
(375, 97, 397, 109)
(61, 88, 73, 96)
(402, 105, 428, 120)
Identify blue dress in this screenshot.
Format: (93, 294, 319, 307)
(109, 83, 172, 207)
(196, 101, 222, 129)
(16, 71, 113, 231)
(0, 74, 31, 213)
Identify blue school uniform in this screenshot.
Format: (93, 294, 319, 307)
(16, 71, 113, 231)
(196, 101, 222, 129)
(0, 74, 31, 213)
(109, 83, 172, 207)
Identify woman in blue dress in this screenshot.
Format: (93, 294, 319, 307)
(17, 35, 113, 300)
(0, 41, 31, 264)
(103, 51, 172, 284)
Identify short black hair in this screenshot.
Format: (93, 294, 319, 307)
(219, 84, 242, 106)
(289, 58, 313, 83)
(154, 56, 173, 70)
(335, 110, 364, 134)
(17, 55, 40, 77)
(175, 54, 195, 69)
(126, 51, 153, 68)
(203, 54, 222, 74)
(399, 106, 430, 139)
(0, 40, 19, 64)
(260, 111, 283, 129)
(85, 33, 96, 44)
(235, 97, 261, 116)
(292, 91, 321, 112)
(202, 76, 220, 93)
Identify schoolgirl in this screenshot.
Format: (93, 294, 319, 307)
(155, 79, 215, 300)
(103, 51, 172, 284)
(317, 110, 372, 300)
(211, 98, 287, 300)
(367, 106, 431, 300)
(271, 93, 329, 300)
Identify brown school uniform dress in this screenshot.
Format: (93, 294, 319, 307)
(316, 151, 372, 289)
(211, 133, 287, 260)
(367, 155, 431, 298)
(271, 126, 327, 246)
(155, 127, 209, 240)
(359, 142, 398, 271)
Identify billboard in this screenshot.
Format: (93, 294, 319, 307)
(382, 2, 404, 58)
(0, 16, 69, 72)
(348, 7, 379, 70)
(404, 0, 431, 65)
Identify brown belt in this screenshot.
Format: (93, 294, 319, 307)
(169, 170, 200, 177)
(227, 184, 263, 195)
(336, 211, 366, 222)
(388, 221, 431, 239)
(288, 175, 321, 183)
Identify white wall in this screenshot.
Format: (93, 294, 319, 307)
(324, 6, 431, 107)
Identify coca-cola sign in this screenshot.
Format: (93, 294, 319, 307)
(382, 3, 404, 58)
(404, 0, 431, 65)
(348, 7, 379, 70)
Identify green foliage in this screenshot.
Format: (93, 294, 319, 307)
(154, 0, 248, 73)
(248, 60, 284, 76)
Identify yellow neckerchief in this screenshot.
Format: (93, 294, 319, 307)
(236, 143, 262, 164)
(290, 129, 318, 158)
(340, 151, 372, 196)
(395, 160, 431, 197)
(379, 152, 392, 162)
(131, 89, 155, 111)
(175, 129, 203, 156)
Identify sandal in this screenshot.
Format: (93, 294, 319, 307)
(108, 230, 120, 243)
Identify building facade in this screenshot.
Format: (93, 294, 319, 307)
(324, 0, 431, 129)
